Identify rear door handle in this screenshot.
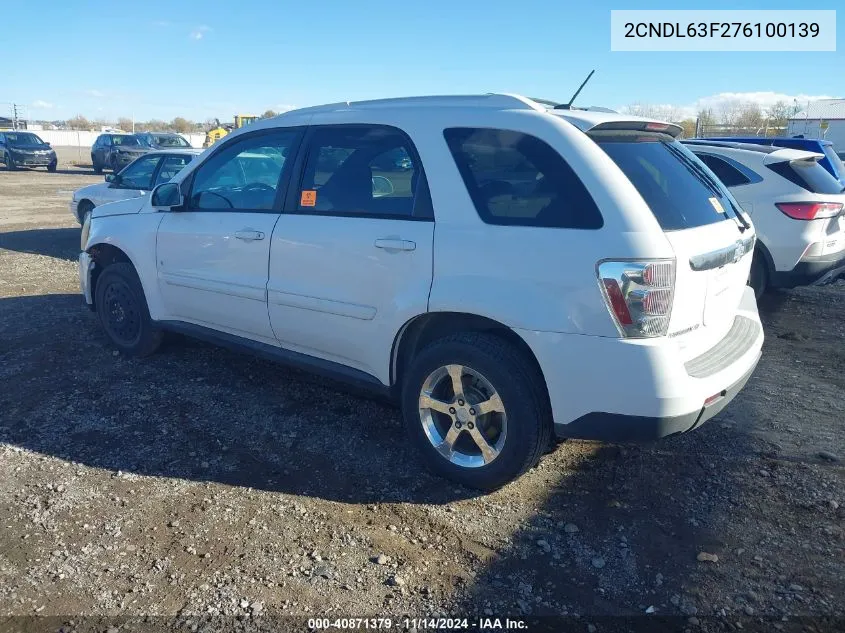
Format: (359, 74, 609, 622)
(374, 238, 416, 251)
(234, 229, 265, 241)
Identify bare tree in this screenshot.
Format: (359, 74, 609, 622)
(170, 117, 193, 134)
(117, 117, 134, 133)
(261, 109, 278, 119)
(67, 115, 91, 131)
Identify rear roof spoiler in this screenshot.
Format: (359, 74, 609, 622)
(762, 148, 825, 165)
(587, 120, 684, 138)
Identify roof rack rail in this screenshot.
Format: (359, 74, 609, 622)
(281, 93, 550, 115)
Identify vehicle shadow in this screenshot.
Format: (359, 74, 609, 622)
(0, 294, 473, 505)
(0, 227, 79, 261)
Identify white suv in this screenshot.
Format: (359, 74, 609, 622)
(79, 94, 764, 490)
(683, 140, 845, 297)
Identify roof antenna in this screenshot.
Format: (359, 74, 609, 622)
(555, 69, 595, 110)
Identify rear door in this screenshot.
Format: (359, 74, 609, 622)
(592, 131, 754, 359)
(268, 124, 434, 383)
(156, 128, 302, 343)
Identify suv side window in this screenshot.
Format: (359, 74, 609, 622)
(117, 155, 160, 190)
(296, 125, 429, 219)
(443, 128, 602, 229)
(101, 135, 111, 147)
(188, 130, 299, 211)
(696, 153, 751, 187)
(155, 155, 193, 187)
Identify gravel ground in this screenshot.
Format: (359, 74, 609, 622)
(1, 163, 844, 632)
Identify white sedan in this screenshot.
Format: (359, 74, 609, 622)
(71, 149, 201, 224)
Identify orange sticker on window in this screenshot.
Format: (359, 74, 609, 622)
(300, 190, 317, 207)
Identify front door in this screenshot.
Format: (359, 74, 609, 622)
(156, 128, 302, 344)
(268, 124, 434, 383)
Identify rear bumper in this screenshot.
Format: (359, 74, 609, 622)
(771, 251, 845, 288)
(517, 286, 764, 443)
(557, 352, 760, 441)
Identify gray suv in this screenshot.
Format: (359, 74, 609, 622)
(91, 134, 149, 174)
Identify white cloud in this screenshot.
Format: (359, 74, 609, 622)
(190, 25, 212, 40)
(86, 89, 105, 98)
(31, 100, 54, 109)
(275, 104, 297, 113)
(151, 20, 172, 27)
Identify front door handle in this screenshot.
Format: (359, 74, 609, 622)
(234, 229, 265, 241)
(374, 238, 416, 251)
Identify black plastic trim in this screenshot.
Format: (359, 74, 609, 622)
(156, 320, 394, 400)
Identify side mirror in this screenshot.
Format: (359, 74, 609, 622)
(105, 174, 116, 183)
(152, 182, 184, 209)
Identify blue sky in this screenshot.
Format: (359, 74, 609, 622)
(3, 0, 842, 123)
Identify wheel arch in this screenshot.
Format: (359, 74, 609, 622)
(391, 311, 551, 411)
(86, 242, 136, 309)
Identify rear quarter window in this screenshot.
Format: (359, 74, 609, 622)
(591, 131, 736, 231)
(767, 160, 845, 195)
(443, 128, 603, 229)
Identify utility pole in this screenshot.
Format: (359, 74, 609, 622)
(13, 103, 19, 130)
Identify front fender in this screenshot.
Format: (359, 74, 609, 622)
(86, 212, 165, 319)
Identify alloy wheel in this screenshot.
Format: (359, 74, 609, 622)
(418, 364, 507, 468)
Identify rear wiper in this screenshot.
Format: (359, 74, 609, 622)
(664, 143, 750, 231)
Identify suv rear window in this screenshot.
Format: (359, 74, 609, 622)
(767, 159, 845, 195)
(443, 128, 603, 229)
(591, 131, 736, 231)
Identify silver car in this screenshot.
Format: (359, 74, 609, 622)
(71, 149, 201, 224)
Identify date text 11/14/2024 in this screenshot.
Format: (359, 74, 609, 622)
(306, 617, 528, 630)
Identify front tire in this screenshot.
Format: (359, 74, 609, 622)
(4, 153, 15, 170)
(92, 155, 103, 174)
(401, 332, 551, 490)
(77, 200, 94, 226)
(47, 162, 57, 172)
(94, 262, 162, 357)
(749, 250, 768, 300)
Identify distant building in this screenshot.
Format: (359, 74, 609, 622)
(787, 99, 845, 149)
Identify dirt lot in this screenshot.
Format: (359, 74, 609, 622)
(1, 156, 844, 632)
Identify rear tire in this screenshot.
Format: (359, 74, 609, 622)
(94, 262, 162, 357)
(401, 332, 551, 491)
(749, 251, 768, 300)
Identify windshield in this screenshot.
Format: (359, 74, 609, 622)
(113, 136, 141, 147)
(153, 135, 190, 148)
(6, 133, 45, 145)
(591, 131, 741, 231)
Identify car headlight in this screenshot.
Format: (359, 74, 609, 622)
(80, 212, 92, 249)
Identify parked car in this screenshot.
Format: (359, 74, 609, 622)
(79, 94, 763, 490)
(71, 149, 200, 224)
(0, 131, 57, 171)
(684, 139, 845, 297)
(135, 132, 193, 150)
(90, 133, 149, 174)
(703, 137, 845, 188)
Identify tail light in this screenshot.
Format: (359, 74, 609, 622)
(597, 260, 676, 338)
(775, 202, 843, 220)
